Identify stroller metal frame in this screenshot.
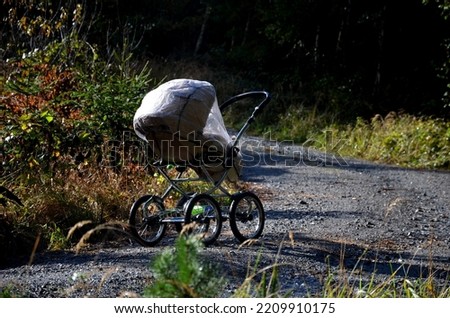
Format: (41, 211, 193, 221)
(129, 91, 271, 246)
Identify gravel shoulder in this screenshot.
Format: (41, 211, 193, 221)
(1, 137, 449, 297)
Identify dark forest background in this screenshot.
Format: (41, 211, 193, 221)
(2, 0, 450, 119)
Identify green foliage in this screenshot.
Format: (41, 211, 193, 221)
(275, 104, 332, 143)
(144, 235, 225, 297)
(73, 59, 154, 138)
(1, 0, 156, 177)
(2, 1, 86, 57)
(424, 0, 450, 19)
(46, 223, 70, 250)
(2, 40, 154, 176)
(258, 74, 370, 143)
(0, 285, 17, 298)
(308, 113, 450, 169)
(3, 105, 68, 173)
(1, 1, 159, 263)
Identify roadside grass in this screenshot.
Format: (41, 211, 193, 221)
(320, 252, 450, 298)
(233, 259, 289, 298)
(274, 110, 450, 170)
(272, 104, 339, 144)
(140, 236, 450, 298)
(0, 160, 241, 265)
(321, 266, 450, 298)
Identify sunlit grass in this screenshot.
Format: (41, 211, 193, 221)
(321, 263, 450, 298)
(0, 164, 157, 261)
(276, 111, 450, 170)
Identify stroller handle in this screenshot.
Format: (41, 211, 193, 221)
(219, 91, 271, 146)
(219, 91, 271, 120)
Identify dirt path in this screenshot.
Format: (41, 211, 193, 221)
(1, 140, 449, 297)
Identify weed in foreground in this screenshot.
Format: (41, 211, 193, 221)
(232, 238, 294, 298)
(233, 254, 285, 298)
(143, 234, 225, 298)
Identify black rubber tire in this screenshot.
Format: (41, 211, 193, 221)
(129, 195, 166, 247)
(174, 193, 194, 233)
(184, 194, 222, 246)
(229, 191, 265, 243)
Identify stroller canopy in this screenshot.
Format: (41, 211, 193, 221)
(133, 78, 242, 181)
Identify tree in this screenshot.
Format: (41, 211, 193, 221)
(423, 0, 450, 108)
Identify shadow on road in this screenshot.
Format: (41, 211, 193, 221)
(259, 229, 450, 286)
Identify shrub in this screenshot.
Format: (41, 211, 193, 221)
(144, 235, 225, 297)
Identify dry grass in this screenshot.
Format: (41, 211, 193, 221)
(0, 157, 246, 264)
(0, 162, 160, 263)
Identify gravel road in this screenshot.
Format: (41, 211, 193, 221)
(1, 136, 449, 297)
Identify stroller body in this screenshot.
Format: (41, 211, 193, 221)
(129, 79, 271, 246)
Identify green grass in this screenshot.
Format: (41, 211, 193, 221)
(274, 111, 450, 170)
(272, 104, 337, 143)
(320, 253, 450, 298)
(322, 269, 450, 298)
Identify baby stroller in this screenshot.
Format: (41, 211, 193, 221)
(129, 79, 271, 246)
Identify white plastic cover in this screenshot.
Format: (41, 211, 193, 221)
(133, 78, 241, 181)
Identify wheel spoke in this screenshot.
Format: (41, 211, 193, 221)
(129, 195, 166, 247)
(229, 192, 265, 243)
(184, 194, 222, 246)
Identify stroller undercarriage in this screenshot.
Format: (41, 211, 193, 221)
(129, 87, 271, 246)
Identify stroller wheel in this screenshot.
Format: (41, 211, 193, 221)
(229, 191, 265, 243)
(174, 193, 195, 233)
(129, 195, 166, 247)
(184, 194, 222, 246)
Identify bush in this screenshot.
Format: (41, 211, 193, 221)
(1, 3, 157, 262)
(144, 235, 225, 297)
